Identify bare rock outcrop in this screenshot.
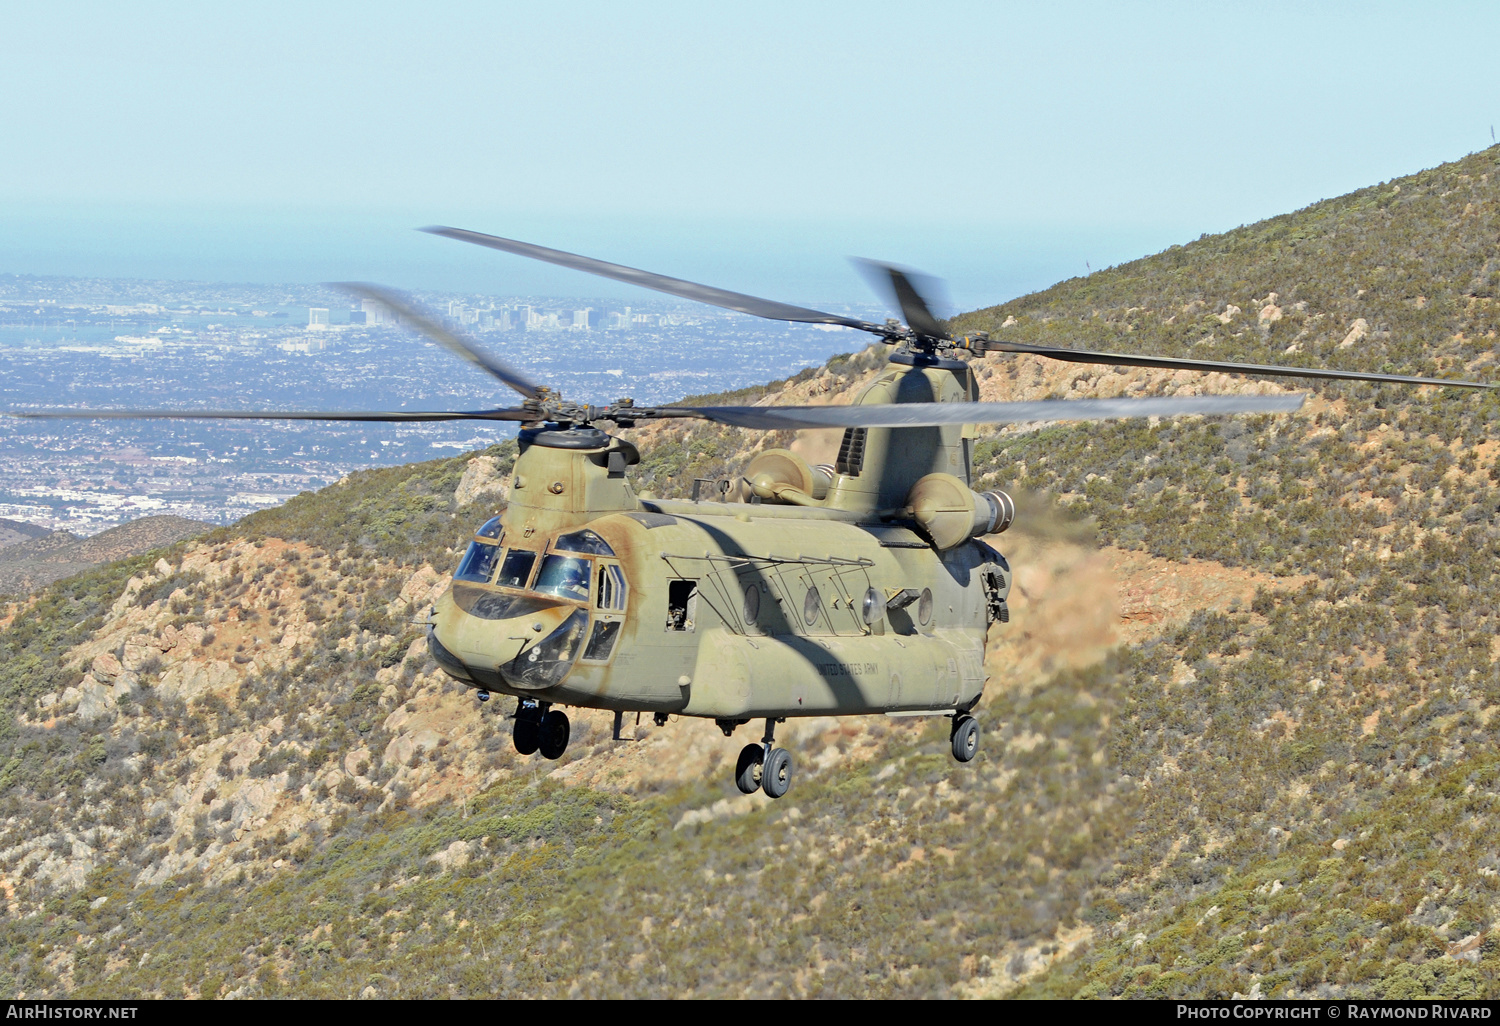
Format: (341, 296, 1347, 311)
(1338, 317, 1370, 349)
(454, 456, 508, 506)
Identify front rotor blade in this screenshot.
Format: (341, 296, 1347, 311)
(332, 282, 542, 400)
(678, 393, 1305, 430)
(422, 226, 889, 334)
(986, 339, 1496, 389)
(854, 260, 950, 340)
(5, 408, 535, 423)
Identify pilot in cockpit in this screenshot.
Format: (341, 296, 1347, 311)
(533, 553, 592, 601)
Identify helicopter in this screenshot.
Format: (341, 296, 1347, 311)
(11, 228, 1494, 799)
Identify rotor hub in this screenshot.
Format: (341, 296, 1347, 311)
(519, 424, 612, 450)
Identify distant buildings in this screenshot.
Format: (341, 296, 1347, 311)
(308, 308, 329, 329)
(361, 298, 393, 325)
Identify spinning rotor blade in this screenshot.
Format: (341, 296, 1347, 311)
(682, 393, 1305, 430)
(421, 226, 888, 334)
(332, 282, 542, 400)
(985, 339, 1496, 390)
(854, 260, 950, 340)
(5, 408, 534, 422)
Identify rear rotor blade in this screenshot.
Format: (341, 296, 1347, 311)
(333, 282, 542, 400)
(421, 226, 889, 334)
(678, 393, 1305, 430)
(986, 339, 1496, 389)
(854, 260, 950, 340)
(5, 408, 535, 423)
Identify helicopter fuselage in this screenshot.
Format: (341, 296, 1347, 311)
(426, 359, 1012, 727)
(428, 498, 1007, 721)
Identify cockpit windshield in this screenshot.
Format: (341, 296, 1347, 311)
(532, 554, 592, 601)
(454, 541, 500, 583)
(476, 516, 504, 540)
(495, 549, 537, 589)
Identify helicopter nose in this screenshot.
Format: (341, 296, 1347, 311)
(430, 586, 579, 690)
(497, 606, 591, 691)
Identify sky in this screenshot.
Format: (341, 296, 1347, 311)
(2, 2, 1498, 312)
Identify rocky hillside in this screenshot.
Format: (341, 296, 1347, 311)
(5, 145, 1500, 999)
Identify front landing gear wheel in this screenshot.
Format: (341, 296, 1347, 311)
(513, 704, 541, 755)
(539, 709, 571, 760)
(734, 744, 763, 794)
(951, 715, 979, 763)
(761, 747, 792, 799)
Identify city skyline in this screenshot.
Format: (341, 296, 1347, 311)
(0, 271, 878, 534)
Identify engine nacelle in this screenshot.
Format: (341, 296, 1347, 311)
(907, 473, 1014, 549)
(743, 448, 833, 505)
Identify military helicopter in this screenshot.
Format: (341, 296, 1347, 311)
(12, 228, 1493, 799)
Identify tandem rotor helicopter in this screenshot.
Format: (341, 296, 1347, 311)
(14, 228, 1495, 799)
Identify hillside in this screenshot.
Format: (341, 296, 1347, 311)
(0, 516, 213, 598)
(0, 518, 51, 550)
(4, 145, 1500, 999)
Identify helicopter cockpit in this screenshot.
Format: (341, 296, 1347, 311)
(454, 521, 620, 600)
(445, 520, 630, 685)
(453, 515, 506, 583)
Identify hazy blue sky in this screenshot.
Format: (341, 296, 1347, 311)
(2, 2, 1497, 310)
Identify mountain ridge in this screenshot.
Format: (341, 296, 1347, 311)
(0, 515, 213, 598)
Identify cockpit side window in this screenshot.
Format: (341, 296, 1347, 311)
(533, 554, 592, 601)
(454, 541, 500, 583)
(495, 549, 537, 589)
(476, 516, 504, 540)
(595, 563, 627, 611)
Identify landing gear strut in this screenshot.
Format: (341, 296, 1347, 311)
(733, 718, 791, 798)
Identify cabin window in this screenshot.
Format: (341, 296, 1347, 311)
(595, 563, 627, 611)
(666, 580, 698, 631)
(582, 620, 622, 661)
(495, 549, 537, 589)
(917, 587, 933, 626)
(742, 582, 760, 624)
(554, 529, 614, 556)
(475, 516, 504, 540)
(533, 555, 592, 601)
(454, 541, 500, 583)
(802, 586, 823, 627)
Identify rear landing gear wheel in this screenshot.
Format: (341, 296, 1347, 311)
(513, 703, 541, 756)
(761, 747, 792, 799)
(539, 709, 571, 760)
(734, 744, 764, 794)
(951, 715, 979, 763)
